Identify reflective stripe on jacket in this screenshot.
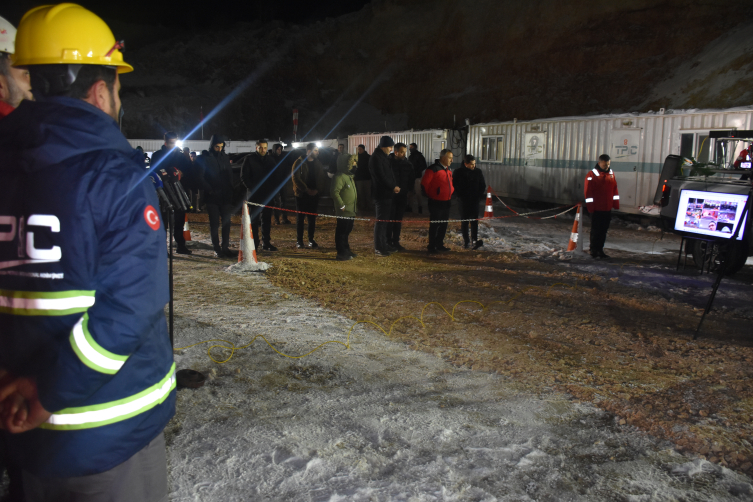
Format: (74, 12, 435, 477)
(0, 96, 175, 478)
(584, 165, 620, 212)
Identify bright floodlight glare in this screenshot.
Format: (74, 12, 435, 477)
(316, 141, 322, 148)
(176, 140, 184, 148)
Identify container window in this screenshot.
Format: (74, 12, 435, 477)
(480, 136, 505, 162)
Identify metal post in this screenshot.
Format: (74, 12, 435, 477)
(695, 191, 750, 338)
(168, 208, 174, 347)
(576, 204, 584, 253)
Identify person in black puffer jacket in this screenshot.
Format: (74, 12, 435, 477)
(387, 143, 416, 251)
(368, 136, 399, 256)
(453, 154, 487, 250)
(241, 139, 284, 252)
(196, 135, 235, 257)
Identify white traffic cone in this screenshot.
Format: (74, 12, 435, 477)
(228, 204, 270, 272)
(183, 214, 192, 242)
(484, 187, 494, 219)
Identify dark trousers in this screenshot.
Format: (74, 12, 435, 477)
(173, 209, 186, 247)
(273, 190, 290, 223)
(428, 199, 451, 248)
(335, 218, 354, 254)
(387, 193, 408, 245)
(23, 433, 167, 502)
(1, 433, 24, 502)
(295, 195, 319, 243)
(374, 199, 393, 251)
(206, 203, 233, 251)
(460, 198, 481, 244)
(251, 206, 273, 249)
(590, 210, 612, 255)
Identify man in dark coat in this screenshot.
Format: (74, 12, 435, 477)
(151, 131, 198, 254)
(196, 135, 235, 257)
(241, 139, 282, 251)
(387, 143, 416, 251)
(354, 144, 372, 212)
(453, 154, 487, 250)
(408, 143, 428, 214)
(369, 136, 400, 256)
(270, 143, 291, 225)
(291, 143, 324, 248)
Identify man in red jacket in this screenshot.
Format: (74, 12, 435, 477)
(584, 154, 620, 259)
(422, 149, 455, 253)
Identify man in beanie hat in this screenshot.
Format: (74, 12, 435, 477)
(369, 136, 400, 256)
(0, 15, 33, 119)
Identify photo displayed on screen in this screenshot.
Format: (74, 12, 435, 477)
(675, 190, 749, 240)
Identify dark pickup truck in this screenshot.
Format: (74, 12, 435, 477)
(655, 130, 752, 274)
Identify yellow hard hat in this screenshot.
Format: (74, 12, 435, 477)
(13, 3, 132, 73)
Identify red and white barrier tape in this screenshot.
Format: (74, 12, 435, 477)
(245, 200, 578, 224)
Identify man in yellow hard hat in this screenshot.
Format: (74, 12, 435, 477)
(0, 4, 175, 501)
(0, 15, 33, 118)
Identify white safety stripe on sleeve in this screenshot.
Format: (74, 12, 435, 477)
(0, 290, 95, 316)
(585, 198, 594, 203)
(613, 195, 620, 200)
(587, 177, 593, 180)
(609, 169, 614, 175)
(69, 314, 129, 374)
(592, 169, 600, 177)
(43, 365, 176, 430)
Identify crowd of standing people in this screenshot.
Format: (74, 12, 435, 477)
(150, 132, 494, 259)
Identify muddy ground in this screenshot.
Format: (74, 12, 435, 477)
(181, 209, 753, 476)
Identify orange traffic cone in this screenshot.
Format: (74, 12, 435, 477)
(238, 203, 258, 265)
(567, 204, 581, 251)
(484, 187, 494, 218)
(183, 215, 192, 242)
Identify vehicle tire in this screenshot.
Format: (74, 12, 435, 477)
(691, 239, 748, 275)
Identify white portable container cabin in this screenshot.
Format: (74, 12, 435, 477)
(348, 129, 463, 167)
(468, 107, 753, 213)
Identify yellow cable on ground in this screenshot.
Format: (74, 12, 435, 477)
(173, 282, 586, 364)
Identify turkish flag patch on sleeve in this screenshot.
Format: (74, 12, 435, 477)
(144, 205, 161, 230)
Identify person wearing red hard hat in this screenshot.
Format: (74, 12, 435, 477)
(0, 4, 174, 501)
(0, 15, 33, 119)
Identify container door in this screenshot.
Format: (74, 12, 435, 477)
(609, 129, 641, 209)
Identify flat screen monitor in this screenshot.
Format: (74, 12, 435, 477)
(675, 190, 748, 240)
(741, 161, 752, 169)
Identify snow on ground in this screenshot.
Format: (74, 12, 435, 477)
(162, 270, 753, 501)
(453, 212, 753, 317)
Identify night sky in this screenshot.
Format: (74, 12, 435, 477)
(3, 0, 371, 27)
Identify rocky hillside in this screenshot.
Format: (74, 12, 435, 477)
(117, 0, 753, 141)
